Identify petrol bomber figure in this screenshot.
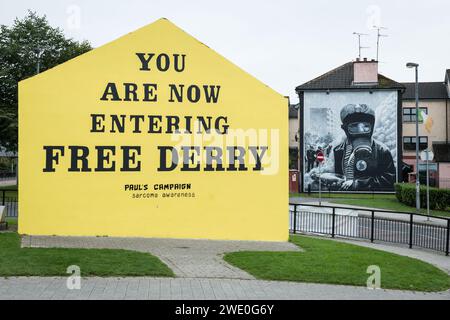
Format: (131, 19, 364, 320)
(306, 145, 316, 171)
(333, 103, 396, 191)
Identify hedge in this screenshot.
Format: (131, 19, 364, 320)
(394, 183, 450, 210)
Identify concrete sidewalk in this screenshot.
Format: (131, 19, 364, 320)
(0, 179, 16, 186)
(13, 233, 450, 300)
(22, 235, 300, 279)
(1, 276, 449, 300)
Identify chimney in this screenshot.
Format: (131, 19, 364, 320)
(353, 58, 378, 85)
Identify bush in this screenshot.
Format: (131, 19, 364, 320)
(394, 183, 450, 210)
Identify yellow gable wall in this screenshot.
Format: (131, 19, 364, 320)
(18, 18, 288, 241)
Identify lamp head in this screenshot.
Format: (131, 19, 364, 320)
(406, 62, 419, 68)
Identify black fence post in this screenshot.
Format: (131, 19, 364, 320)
(370, 210, 374, 243)
(331, 207, 335, 238)
(446, 219, 450, 256)
(293, 204, 297, 234)
(409, 213, 413, 249)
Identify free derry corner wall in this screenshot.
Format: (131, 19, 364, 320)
(18, 18, 288, 241)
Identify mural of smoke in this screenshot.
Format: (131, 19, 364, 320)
(372, 92, 398, 168)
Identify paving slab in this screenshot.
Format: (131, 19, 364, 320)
(0, 276, 448, 300)
(21, 235, 300, 279)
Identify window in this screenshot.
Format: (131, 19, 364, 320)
(289, 148, 298, 169)
(403, 136, 428, 151)
(403, 107, 427, 123)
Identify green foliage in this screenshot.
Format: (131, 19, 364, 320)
(289, 149, 298, 169)
(0, 10, 92, 151)
(394, 183, 450, 210)
(0, 232, 174, 277)
(224, 235, 450, 292)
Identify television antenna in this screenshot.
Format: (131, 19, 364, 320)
(374, 26, 388, 62)
(353, 32, 369, 60)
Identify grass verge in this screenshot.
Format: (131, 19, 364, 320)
(290, 192, 396, 200)
(331, 198, 450, 217)
(0, 184, 17, 198)
(224, 235, 450, 292)
(0, 232, 174, 277)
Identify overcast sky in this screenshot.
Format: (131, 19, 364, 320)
(1, 0, 449, 102)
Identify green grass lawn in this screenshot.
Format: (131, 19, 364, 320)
(224, 235, 450, 292)
(290, 192, 449, 217)
(5, 218, 17, 226)
(0, 184, 17, 198)
(290, 192, 396, 200)
(331, 198, 450, 217)
(0, 232, 174, 277)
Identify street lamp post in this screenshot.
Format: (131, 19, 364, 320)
(35, 48, 45, 74)
(406, 62, 420, 213)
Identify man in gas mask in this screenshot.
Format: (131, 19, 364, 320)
(333, 104, 396, 191)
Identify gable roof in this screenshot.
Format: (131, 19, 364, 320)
(20, 18, 285, 100)
(402, 82, 448, 100)
(295, 62, 404, 91)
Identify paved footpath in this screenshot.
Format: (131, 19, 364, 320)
(0, 179, 16, 186)
(0, 235, 445, 300)
(22, 236, 301, 279)
(1, 277, 449, 300)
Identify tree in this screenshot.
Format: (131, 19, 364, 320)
(0, 11, 92, 151)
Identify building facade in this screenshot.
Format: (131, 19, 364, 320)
(289, 103, 299, 169)
(289, 65, 450, 190)
(401, 70, 450, 188)
(293, 59, 404, 192)
(19, 18, 289, 241)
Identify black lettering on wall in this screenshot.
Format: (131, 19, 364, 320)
(173, 54, 186, 72)
(197, 116, 212, 133)
(68, 146, 92, 172)
(136, 53, 155, 71)
(166, 116, 180, 134)
(187, 85, 200, 103)
(110, 114, 126, 133)
(100, 83, 122, 101)
(181, 146, 200, 171)
(124, 83, 139, 101)
(129, 115, 145, 133)
(43, 146, 64, 172)
(205, 146, 225, 171)
(214, 116, 229, 134)
(90, 114, 105, 132)
(148, 115, 162, 133)
(184, 116, 192, 134)
(143, 83, 158, 102)
(248, 146, 268, 171)
(156, 53, 170, 71)
(95, 146, 116, 172)
(203, 85, 221, 103)
(168, 84, 184, 102)
(227, 146, 248, 171)
(120, 146, 141, 171)
(157, 146, 178, 171)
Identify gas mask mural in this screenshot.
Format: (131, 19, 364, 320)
(303, 91, 398, 192)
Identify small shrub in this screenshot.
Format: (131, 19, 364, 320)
(394, 183, 449, 210)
